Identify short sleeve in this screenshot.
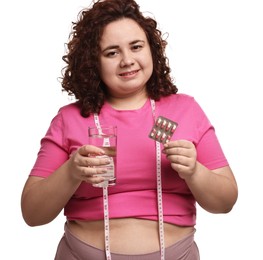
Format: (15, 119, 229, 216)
(29, 110, 69, 178)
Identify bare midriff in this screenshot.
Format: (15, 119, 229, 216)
(67, 218, 194, 254)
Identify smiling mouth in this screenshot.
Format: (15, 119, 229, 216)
(119, 70, 139, 77)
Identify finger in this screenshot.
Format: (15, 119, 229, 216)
(164, 140, 193, 149)
(81, 166, 107, 178)
(82, 168, 108, 184)
(171, 163, 189, 174)
(167, 154, 190, 167)
(80, 156, 111, 167)
(78, 145, 105, 157)
(163, 147, 190, 158)
(82, 172, 105, 184)
(89, 176, 105, 184)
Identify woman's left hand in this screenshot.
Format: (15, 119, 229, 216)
(162, 140, 197, 180)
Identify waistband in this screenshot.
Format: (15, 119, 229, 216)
(57, 223, 199, 260)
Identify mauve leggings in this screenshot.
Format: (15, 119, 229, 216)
(54, 224, 200, 260)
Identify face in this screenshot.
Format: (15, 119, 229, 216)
(99, 18, 153, 99)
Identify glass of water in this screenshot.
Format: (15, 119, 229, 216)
(88, 125, 117, 187)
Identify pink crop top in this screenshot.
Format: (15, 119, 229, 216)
(30, 94, 228, 226)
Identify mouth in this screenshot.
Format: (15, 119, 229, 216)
(119, 69, 140, 77)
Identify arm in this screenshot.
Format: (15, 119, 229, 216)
(163, 140, 238, 213)
(21, 145, 110, 226)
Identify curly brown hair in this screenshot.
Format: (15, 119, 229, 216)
(60, 0, 178, 117)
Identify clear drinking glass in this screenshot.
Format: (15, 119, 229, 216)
(88, 126, 117, 187)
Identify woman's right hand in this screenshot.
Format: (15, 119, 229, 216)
(21, 144, 111, 226)
(68, 145, 110, 185)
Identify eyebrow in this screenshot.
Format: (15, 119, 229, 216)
(101, 40, 145, 53)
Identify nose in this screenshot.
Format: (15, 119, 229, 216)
(120, 51, 135, 67)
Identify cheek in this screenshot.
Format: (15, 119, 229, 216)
(100, 62, 114, 80)
(143, 58, 153, 77)
(140, 52, 153, 71)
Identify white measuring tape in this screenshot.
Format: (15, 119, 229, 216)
(93, 114, 112, 259)
(103, 186, 111, 260)
(94, 99, 165, 260)
(150, 99, 165, 260)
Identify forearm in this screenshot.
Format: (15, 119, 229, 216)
(185, 163, 238, 213)
(21, 162, 81, 226)
(21, 145, 109, 226)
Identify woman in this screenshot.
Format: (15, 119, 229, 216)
(21, 0, 238, 259)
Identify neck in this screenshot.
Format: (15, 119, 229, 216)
(106, 92, 148, 110)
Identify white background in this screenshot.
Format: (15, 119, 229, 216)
(1, 0, 262, 259)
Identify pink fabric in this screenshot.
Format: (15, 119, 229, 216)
(30, 94, 228, 226)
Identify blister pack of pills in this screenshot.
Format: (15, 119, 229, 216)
(149, 116, 178, 144)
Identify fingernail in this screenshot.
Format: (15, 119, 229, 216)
(105, 158, 111, 164)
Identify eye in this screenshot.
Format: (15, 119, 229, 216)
(131, 44, 143, 51)
(105, 50, 118, 57)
